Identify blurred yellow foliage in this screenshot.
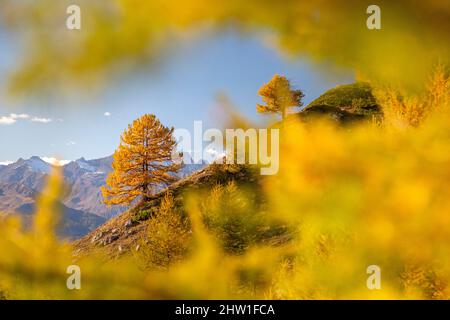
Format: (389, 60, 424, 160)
(0, 69, 449, 299)
(1, 0, 450, 92)
(135, 193, 192, 270)
(1, 0, 450, 298)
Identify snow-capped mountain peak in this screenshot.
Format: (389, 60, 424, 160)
(12, 156, 51, 174)
(74, 158, 97, 172)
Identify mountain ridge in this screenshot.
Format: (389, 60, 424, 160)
(0, 155, 206, 239)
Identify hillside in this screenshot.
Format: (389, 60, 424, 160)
(286, 82, 383, 125)
(16, 202, 106, 239)
(62, 156, 124, 218)
(0, 156, 119, 218)
(73, 164, 287, 258)
(0, 157, 109, 239)
(0, 182, 106, 239)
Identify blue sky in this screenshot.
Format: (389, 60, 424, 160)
(0, 30, 354, 163)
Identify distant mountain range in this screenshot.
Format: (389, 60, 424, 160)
(0, 155, 205, 239)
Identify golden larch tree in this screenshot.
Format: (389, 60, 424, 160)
(257, 74, 304, 120)
(102, 114, 180, 205)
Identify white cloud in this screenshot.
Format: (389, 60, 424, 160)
(0, 113, 30, 125)
(104, 112, 111, 117)
(41, 157, 71, 166)
(0, 161, 13, 166)
(205, 148, 226, 163)
(206, 148, 225, 157)
(0, 117, 16, 125)
(31, 117, 52, 123)
(11, 113, 30, 119)
(66, 141, 76, 146)
(0, 113, 55, 125)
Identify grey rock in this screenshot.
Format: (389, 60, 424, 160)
(102, 234, 120, 245)
(91, 231, 104, 243)
(124, 219, 135, 228)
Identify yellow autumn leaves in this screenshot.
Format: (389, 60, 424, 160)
(0, 69, 449, 299)
(2, 0, 450, 93)
(0, 0, 450, 299)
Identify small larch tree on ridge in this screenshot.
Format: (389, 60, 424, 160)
(257, 74, 304, 120)
(102, 114, 180, 206)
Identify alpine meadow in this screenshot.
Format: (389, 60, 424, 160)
(0, 0, 450, 301)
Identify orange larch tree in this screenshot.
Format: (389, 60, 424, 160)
(257, 74, 304, 120)
(102, 114, 180, 205)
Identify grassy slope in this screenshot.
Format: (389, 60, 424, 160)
(73, 165, 264, 258)
(305, 82, 379, 113)
(289, 82, 382, 125)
